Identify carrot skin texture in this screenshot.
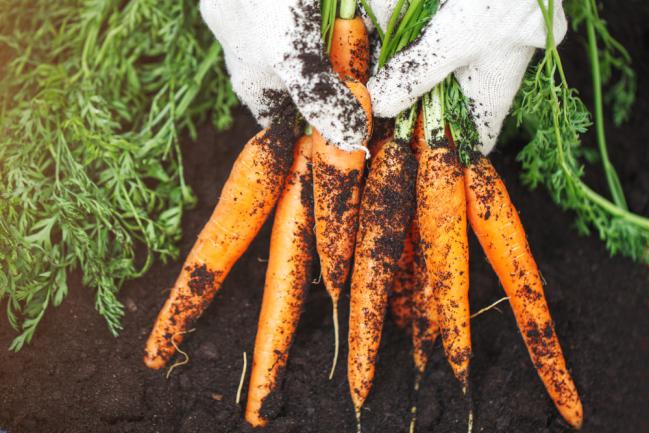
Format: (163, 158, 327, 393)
(329, 16, 370, 83)
(312, 79, 372, 311)
(410, 224, 441, 374)
(390, 222, 418, 330)
(144, 126, 295, 369)
(416, 141, 471, 387)
(348, 139, 417, 410)
(245, 136, 315, 427)
(312, 12, 372, 312)
(465, 156, 583, 429)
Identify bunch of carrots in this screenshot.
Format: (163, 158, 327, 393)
(143, 0, 583, 430)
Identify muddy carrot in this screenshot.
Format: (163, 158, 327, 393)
(416, 87, 471, 390)
(144, 122, 298, 369)
(347, 131, 417, 417)
(390, 115, 429, 332)
(330, 14, 370, 83)
(389, 223, 418, 330)
(312, 80, 370, 378)
(245, 136, 315, 427)
(465, 155, 583, 429)
(410, 238, 440, 377)
(407, 121, 440, 377)
(314, 3, 372, 378)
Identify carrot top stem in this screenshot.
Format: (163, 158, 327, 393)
(321, 0, 338, 52)
(358, 0, 385, 40)
(377, 0, 407, 67)
(394, 103, 419, 143)
(339, 0, 357, 19)
(377, 0, 439, 68)
(329, 302, 340, 380)
(421, 84, 446, 146)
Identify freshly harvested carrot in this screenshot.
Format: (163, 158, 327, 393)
(245, 136, 315, 427)
(312, 77, 372, 378)
(144, 123, 298, 369)
(330, 15, 370, 83)
(348, 136, 417, 416)
(314, 8, 372, 378)
(389, 222, 418, 330)
(416, 90, 471, 389)
(411, 251, 440, 378)
(465, 155, 583, 429)
(390, 117, 426, 332)
(408, 129, 440, 377)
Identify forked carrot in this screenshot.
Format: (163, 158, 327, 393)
(245, 135, 315, 427)
(416, 89, 471, 390)
(348, 135, 417, 418)
(465, 155, 583, 429)
(144, 122, 298, 369)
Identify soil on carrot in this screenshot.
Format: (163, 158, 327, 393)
(1, 5, 649, 433)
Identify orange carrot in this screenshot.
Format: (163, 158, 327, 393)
(330, 15, 370, 83)
(465, 155, 583, 429)
(312, 77, 372, 378)
(390, 118, 426, 332)
(313, 12, 372, 378)
(348, 136, 417, 416)
(245, 135, 315, 427)
(408, 126, 441, 377)
(144, 123, 298, 369)
(416, 92, 471, 390)
(389, 223, 418, 330)
(410, 237, 440, 377)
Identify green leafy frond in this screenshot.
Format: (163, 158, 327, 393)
(513, 0, 649, 265)
(0, 0, 237, 349)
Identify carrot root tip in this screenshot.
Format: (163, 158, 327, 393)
(408, 407, 417, 433)
(463, 383, 474, 433)
(164, 328, 196, 379)
(355, 407, 362, 433)
(409, 373, 422, 433)
(236, 351, 247, 405)
(328, 302, 340, 380)
(467, 409, 474, 433)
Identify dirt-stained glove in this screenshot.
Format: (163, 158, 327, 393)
(200, 0, 368, 152)
(365, 0, 567, 154)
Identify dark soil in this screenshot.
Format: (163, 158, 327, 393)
(1, 2, 649, 432)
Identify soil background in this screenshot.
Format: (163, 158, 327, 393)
(1, 2, 648, 432)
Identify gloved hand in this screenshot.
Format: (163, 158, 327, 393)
(365, 0, 567, 154)
(200, 0, 368, 152)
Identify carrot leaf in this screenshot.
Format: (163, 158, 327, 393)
(514, 0, 649, 264)
(0, 0, 237, 349)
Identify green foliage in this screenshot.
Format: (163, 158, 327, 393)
(514, 0, 649, 264)
(566, 0, 636, 126)
(444, 77, 480, 165)
(377, 0, 439, 68)
(0, 0, 237, 350)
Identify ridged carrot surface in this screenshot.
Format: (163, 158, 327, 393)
(348, 138, 416, 412)
(389, 222, 418, 330)
(329, 15, 370, 83)
(465, 155, 583, 429)
(416, 127, 471, 388)
(245, 136, 315, 427)
(144, 125, 296, 369)
(312, 14, 372, 377)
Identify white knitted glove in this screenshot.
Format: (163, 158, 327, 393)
(365, 0, 568, 154)
(200, 0, 368, 152)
